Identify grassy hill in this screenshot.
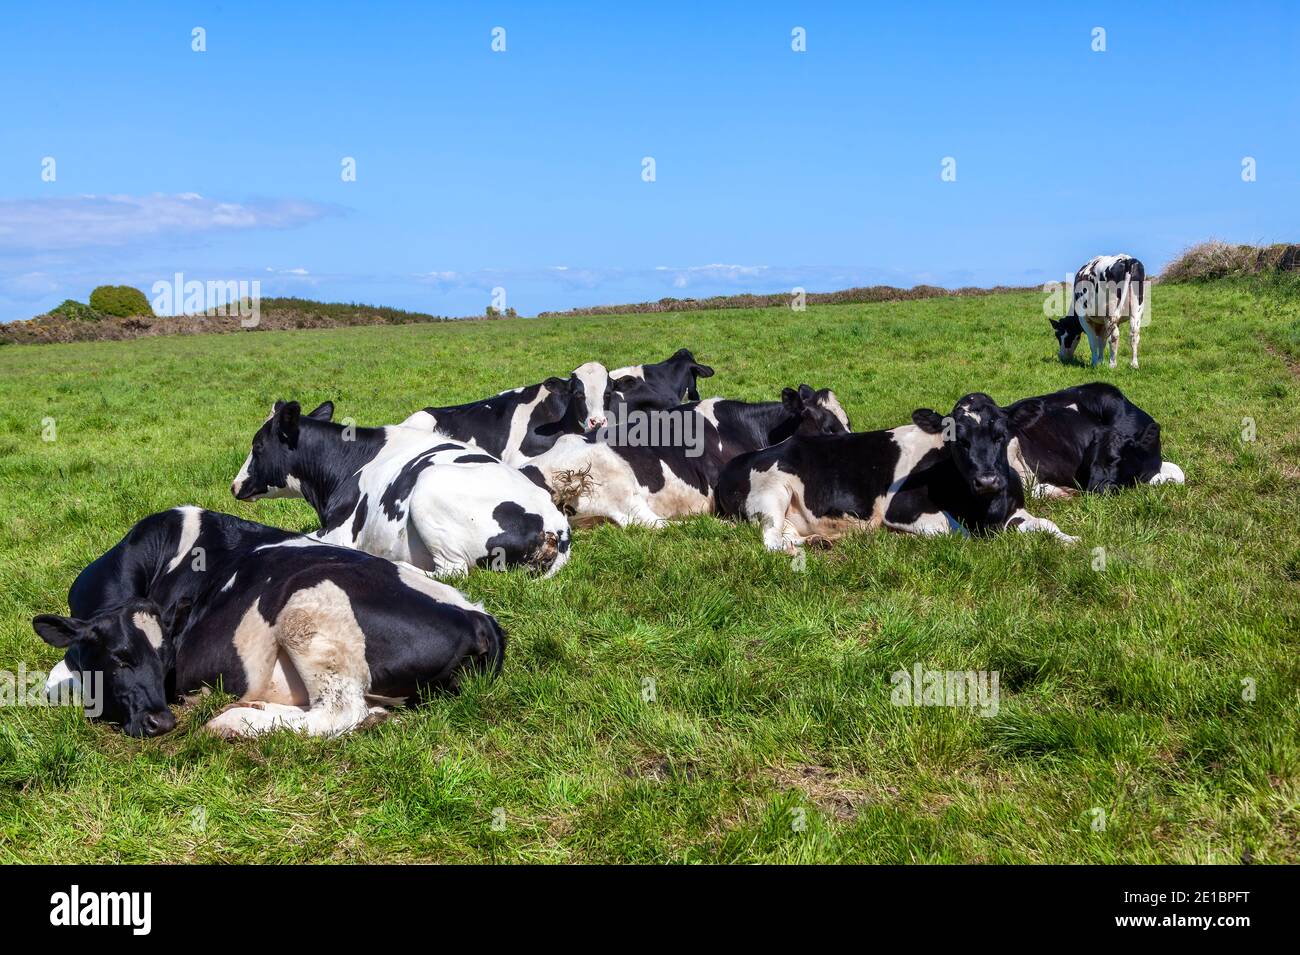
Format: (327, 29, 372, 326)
(0, 277, 1297, 862)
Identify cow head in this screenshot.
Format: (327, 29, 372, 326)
(231, 399, 334, 500)
(1049, 315, 1084, 362)
(611, 348, 715, 415)
(33, 600, 178, 737)
(912, 393, 1038, 499)
(569, 361, 610, 431)
(782, 384, 852, 436)
(668, 348, 715, 402)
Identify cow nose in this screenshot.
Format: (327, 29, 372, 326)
(588, 415, 607, 430)
(973, 474, 1004, 495)
(142, 710, 176, 737)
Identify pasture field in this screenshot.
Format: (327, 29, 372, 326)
(1, 278, 1297, 864)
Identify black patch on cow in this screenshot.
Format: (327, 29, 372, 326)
(455, 453, 497, 464)
(480, 502, 545, 569)
(351, 493, 369, 539)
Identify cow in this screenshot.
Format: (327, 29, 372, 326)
(1004, 383, 1185, 499)
(1049, 254, 1147, 368)
(231, 400, 571, 577)
(397, 362, 611, 466)
(716, 393, 1077, 553)
(520, 385, 849, 528)
(609, 348, 715, 417)
(35, 507, 505, 738)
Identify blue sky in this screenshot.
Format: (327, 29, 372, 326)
(1, 1, 1295, 321)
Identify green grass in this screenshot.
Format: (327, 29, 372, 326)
(1, 279, 1298, 863)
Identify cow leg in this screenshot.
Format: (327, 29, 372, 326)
(1128, 310, 1141, 369)
(886, 510, 964, 537)
(206, 700, 386, 739)
(1148, 461, 1185, 485)
(1106, 321, 1120, 369)
(1005, 509, 1078, 544)
(627, 497, 668, 529)
(1083, 321, 1103, 367)
(1030, 481, 1076, 500)
(740, 481, 802, 552)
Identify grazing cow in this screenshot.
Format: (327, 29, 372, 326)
(35, 508, 505, 738)
(232, 400, 571, 577)
(521, 385, 849, 527)
(609, 348, 715, 416)
(398, 362, 611, 466)
(716, 393, 1077, 553)
(1005, 383, 1185, 498)
(1049, 254, 1147, 368)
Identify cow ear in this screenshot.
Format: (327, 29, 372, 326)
(1009, 398, 1045, 432)
(32, 614, 83, 648)
(781, 387, 802, 412)
(274, 401, 302, 446)
(797, 383, 815, 401)
(543, 376, 570, 392)
(305, 400, 334, 422)
(692, 361, 715, 379)
(1048, 318, 1061, 330)
(912, 408, 945, 433)
(613, 376, 639, 390)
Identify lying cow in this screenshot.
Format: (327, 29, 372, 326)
(520, 385, 849, 528)
(398, 362, 610, 466)
(609, 348, 715, 416)
(232, 400, 571, 577)
(1005, 383, 1184, 498)
(1049, 254, 1147, 368)
(35, 507, 505, 738)
(716, 393, 1077, 552)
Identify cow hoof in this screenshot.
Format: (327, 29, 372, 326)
(804, 534, 833, 550)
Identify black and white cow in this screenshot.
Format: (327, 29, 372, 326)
(398, 362, 610, 466)
(36, 507, 505, 738)
(716, 393, 1077, 553)
(520, 385, 849, 527)
(609, 348, 715, 416)
(232, 400, 571, 577)
(1049, 254, 1147, 368)
(1005, 383, 1184, 498)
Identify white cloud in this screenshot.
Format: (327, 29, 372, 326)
(0, 193, 335, 252)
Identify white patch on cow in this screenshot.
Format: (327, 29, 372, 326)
(43, 658, 81, 700)
(694, 397, 722, 429)
(964, 411, 982, 424)
(609, 364, 645, 381)
(209, 581, 373, 738)
(132, 611, 164, 650)
(818, 392, 851, 430)
(397, 409, 439, 431)
(1149, 461, 1185, 485)
(395, 561, 482, 612)
(501, 388, 551, 467)
(166, 506, 203, 573)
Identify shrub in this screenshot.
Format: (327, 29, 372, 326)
(48, 299, 105, 321)
(1161, 241, 1300, 283)
(88, 285, 153, 318)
